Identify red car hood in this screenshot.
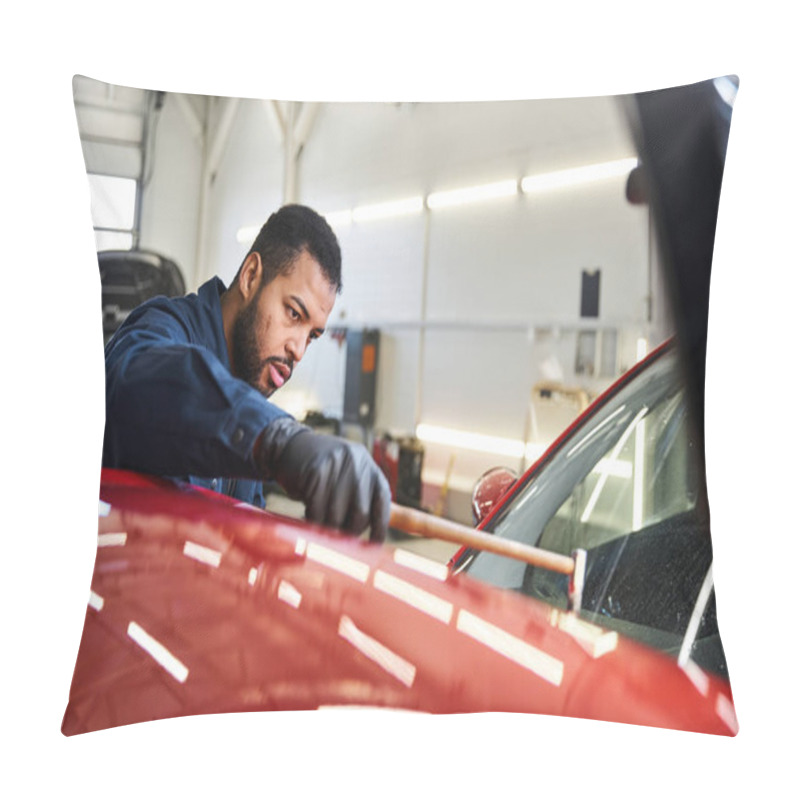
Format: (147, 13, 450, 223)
(62, 469, 736, 736)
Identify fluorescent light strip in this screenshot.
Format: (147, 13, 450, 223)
(241, 157, 637, 239)
(127, 621, 189, 684)
(278, 579, 302, 608)
(427, 179, 518, 209)
(521, 157, 638, 194)
(457, 610, 563, 686)
(338, 615, 416, 687)
(323, 209, 354, 228)
(306, 542, 370, 583)
(236, 225, 260, 245)
(98, 500, 111, 517)
(416, 423, 528, 460)
(373, 570, 453, 624)
(183, 541, 222, 568)
(248, 567, 259, 586)
(352, 196, 423, 222)
(392, 548, 449, 581)
(97, 532, 127, 547)
(416, 423, 629, 478)
(88, 590, 104, 611)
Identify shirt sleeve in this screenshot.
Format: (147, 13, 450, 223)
(103, 301, 290, 479)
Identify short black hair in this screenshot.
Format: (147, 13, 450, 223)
(239, 204, 342, 293)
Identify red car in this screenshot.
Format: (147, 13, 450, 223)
(62, 341, 736, 737)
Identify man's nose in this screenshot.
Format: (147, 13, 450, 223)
(286, 333, 307, 363)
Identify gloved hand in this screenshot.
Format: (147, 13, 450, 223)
(256, 417, 391, 541)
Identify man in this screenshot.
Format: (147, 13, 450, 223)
(103, 204, 391, 540)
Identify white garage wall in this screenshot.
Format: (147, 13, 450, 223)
(138, 92, 205, 287)
(294, 99, 660, 512)
(121, 90, 674, 519)
(200, 98, 285, 287)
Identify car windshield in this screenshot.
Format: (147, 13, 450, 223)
(457, 345, 728, 678)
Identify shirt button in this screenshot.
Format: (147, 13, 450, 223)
(233, 428, 244, 445)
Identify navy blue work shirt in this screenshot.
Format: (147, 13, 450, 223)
(102, 276, 290, 507)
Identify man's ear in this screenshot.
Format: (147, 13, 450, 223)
(237, 252, 263, 302)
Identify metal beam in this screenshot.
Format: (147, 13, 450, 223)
(207, 97, 240, 178)
(173, 94, 204, 143)
(281, 101, 320, 204)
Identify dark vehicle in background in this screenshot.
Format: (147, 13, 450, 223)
(99, 249, 185, 343)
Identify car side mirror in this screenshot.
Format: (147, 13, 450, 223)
(471, 467, 517, 526)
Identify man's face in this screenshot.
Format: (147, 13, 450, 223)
(231, 250, 337, 398)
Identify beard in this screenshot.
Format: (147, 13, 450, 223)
(230, 294, 291, 399)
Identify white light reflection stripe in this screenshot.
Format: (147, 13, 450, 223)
(678, 564, 715, 667)
(183, 541, 222, 568)
(98, 500, 111, 517)
(632, 412, 646, 531)
(552, 610, 617, 658)
(98, 532, 127, 547)
(295, 538, 307, 556)
(716, 694, 739, 734)
(567, 405, 627, 458)
(248, 567, 258, 586)
(374, 571, 453, 624)
(306, 543, 370, 583)
(680, 659, 710, 697)
(88, 591, 104, 611)
(278, 580, 302, 608)
(580, 407, 647, 523)
(338, 616, 416, 687)
(457, 610, 563, 686)
(235, 501, 265, 513)
(596, 457, 632, 479)
(392, 548, 449, 581)
(127, 621, 189, 683)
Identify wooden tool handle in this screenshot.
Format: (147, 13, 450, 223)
(389, 502, 575, 576)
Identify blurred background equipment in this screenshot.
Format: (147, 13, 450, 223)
(99, 249, 185, 343)
(373, 432, 425, 510)
(343, 327, 380, 430)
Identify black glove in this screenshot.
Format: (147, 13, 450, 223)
(257, 417, 391, 541)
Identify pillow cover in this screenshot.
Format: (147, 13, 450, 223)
(63, 75, 738, 737)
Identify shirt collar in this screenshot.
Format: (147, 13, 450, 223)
(198, 276, 231, 370)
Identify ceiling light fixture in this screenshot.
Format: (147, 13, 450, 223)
(352, 196, 424, 222)
(427, 179, 518, 209)
(236, 225, 260, 245)
(521, 157, 638, 194)
(323, 209, 354, 228)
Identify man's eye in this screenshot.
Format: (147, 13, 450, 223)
(288, 306, 301, 320)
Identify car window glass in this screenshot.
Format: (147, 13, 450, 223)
(462, 348, 727, 678)
(537, 386, 695, 558)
